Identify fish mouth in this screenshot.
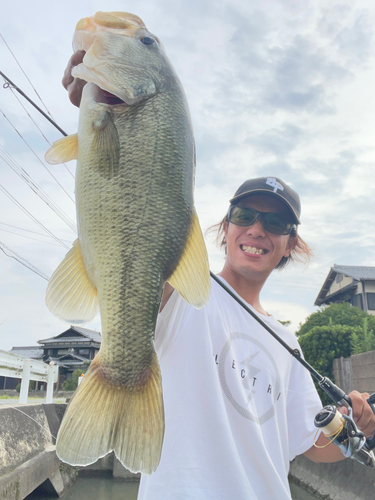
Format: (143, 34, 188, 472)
(93, 85, 126, 106)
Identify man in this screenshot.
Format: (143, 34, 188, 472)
(63, 54, 375, 499)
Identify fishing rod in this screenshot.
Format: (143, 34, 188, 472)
(3, 72, 375, 467)
(0, 71, 68, 137)
(210, 275, 375, 467)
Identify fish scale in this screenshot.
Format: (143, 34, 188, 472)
(45, 10, 210, 475)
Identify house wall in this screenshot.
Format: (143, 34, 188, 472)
(328, 274, 353, 295)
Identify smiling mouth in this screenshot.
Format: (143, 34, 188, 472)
(240, 245, 267, 255)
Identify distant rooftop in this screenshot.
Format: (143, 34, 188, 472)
(39, 326, 101, 345)
(315, 265, 375, 306)
(9, 346, 44, 359)
(330, 265, 375, 281)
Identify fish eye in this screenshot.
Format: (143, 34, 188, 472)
(141, 36, 156, 45)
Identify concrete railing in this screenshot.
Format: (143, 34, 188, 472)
(0, 350, 58, 403)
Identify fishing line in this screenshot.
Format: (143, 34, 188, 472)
(6, 73, 375, 465)
(4, 404, 57, 441)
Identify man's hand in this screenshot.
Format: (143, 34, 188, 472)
(340, 390, 375, 437)
(305, 390, 375, 463)
(62, 51, 86, 107)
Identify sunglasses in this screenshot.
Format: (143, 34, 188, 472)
(227, 205, 296, 235)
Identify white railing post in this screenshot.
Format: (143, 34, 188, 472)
(46, 363, 55, 403)
(19, 359, 32, 404)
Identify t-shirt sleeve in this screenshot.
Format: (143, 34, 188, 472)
(286, 352, 322, 460)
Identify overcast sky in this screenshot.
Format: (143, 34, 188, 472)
(1, 0, 375, 351)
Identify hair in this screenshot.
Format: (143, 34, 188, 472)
(205, 212, 313, 270)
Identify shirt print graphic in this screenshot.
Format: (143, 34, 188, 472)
(216, 331, 281, 425)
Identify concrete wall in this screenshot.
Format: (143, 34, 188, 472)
(0, 404, 75, 500)
(290, 454, 375, 500)
(333, 351, 375, 395)
(0, 403, 139, 500)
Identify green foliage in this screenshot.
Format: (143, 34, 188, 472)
(296, 302, 375, 338)
(298, 324, 359, 404)
(278, 320, 291, 327)
(350, 331, 362, 355)
(350, 317, 375, 355)
(15, 383, 21, 393)
(62, 369, 85, 391)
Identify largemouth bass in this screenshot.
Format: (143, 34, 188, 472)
(45, 11, 210, 475)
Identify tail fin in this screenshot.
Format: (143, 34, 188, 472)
(56, 353, 164, 475)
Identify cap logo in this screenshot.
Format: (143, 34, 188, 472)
(266, 177, 284, 193)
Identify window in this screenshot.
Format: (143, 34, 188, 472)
(351, 294, 363, 310)
(367, 293, 375, 310)
(78, 348, 89, 355)
(57, 349, 68, 355)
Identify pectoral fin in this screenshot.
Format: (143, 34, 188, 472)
(46, 239, 99, 324)
(168, 210, 211, 308)
(45, 134, 78, 164)
(90, 111, 120, 179)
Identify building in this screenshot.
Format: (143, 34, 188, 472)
(4, 326, 101, 390)
(39, 326, 101, 387)
(314, 265, 375, 315)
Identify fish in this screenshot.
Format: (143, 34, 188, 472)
(45, 11, 210, 475)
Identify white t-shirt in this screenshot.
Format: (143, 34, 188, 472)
(138, 277, 321, 500)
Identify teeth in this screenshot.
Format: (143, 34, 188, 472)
(241, 245, 266, 255)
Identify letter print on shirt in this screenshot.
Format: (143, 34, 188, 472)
(218, 331, 281, 425)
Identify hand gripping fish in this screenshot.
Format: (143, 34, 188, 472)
(45, 11, 210, 475)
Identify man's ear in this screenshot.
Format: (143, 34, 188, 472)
(283, 234, 298, 258)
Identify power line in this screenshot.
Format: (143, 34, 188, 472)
(0, 240, 49, 281)
(0, 227, 67, 247)
(0, 73, 74, 179)
(0, 221, 71, 242)
(0, 146, 77, 232)
(0, 184, 70, 249)
(0, 108, 75, 203)
(0, 34, 55, 121)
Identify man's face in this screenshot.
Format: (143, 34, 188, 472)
(224, 194, 297, 282)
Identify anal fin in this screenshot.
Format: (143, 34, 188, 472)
(45, 134, 78, 164)
(46, 239, 99, 324)
(168, 210, 211, 308)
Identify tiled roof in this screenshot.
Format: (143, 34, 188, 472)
(9, 346, 44, 359)
(314, 264, 375, 305)
(332, 265, 375, 281)
(39, 326, 101, 344)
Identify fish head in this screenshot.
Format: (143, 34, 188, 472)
(72, 11, 177, 106)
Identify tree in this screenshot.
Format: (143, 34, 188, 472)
(298, 324, 360, 404)
(296, 302, 375, 337)
(278, 320, 291, 327)
(62, 369, 86, 391)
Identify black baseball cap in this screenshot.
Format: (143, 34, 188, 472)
(229, 177, 301, 224)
